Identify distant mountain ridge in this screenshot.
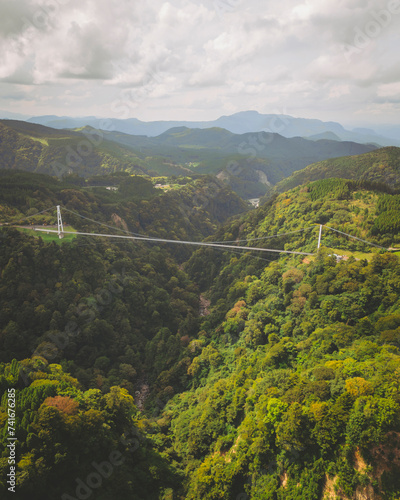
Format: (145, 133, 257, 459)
(0, 109, 30, 120)
(0, 119, 378, 198)
(24, 110, 400, 147)
(90, 124, 378, 195)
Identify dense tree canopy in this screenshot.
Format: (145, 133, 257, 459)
(2, 173, 400, 498)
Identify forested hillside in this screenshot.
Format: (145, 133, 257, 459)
(2, 172, 400, 499)
(164, 178, 400, 499)
(273, 147, 400, 195)
(0, 120, 158, 178)
(0, 170, 247, 248)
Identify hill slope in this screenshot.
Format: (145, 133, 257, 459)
(0, 120, 378, 200)
(171, 178, 400, 498)
(273, 146, 400, 194)
(2, 175, 400, 498)
(0, 120, 194, 178)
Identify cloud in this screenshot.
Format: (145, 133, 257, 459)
(328, 84, 351, 99)
(0, 0, 398, 124)
(378, 81, 400, 97)
(0, 1, 38, 37)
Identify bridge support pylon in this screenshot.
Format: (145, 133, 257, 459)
(57, 205, 64, 239)
(317, 224, 322, 250)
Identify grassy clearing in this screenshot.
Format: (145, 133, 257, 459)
(17, 226, 77, 245)
(302, 247, 377, 265)
(323, 246, 377, 261)
(28, 136, 49, 146)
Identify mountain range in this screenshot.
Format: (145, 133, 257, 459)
(0, 109, 398, 147)
(0, 119, 378, 198)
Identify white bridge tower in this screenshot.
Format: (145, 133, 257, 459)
(57, 205, 64, 239)
(317, 224, 322, 250)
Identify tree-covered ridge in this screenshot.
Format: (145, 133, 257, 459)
(0, 120, 154, 178)
(272, 146, 400, 195)
(3, 172, 400, 498)
(186, 177, 400, 297)
(156, 250, 400, 499)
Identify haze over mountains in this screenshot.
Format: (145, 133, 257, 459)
(1, 109, 399, 200)
(0, 110, 398, 147)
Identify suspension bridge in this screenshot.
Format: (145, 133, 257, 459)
(0, 205, 391, 257)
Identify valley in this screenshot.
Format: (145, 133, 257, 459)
(0, 119, 378, 199)
(1, 121, 400, 499)
(1, 0, 399, 493)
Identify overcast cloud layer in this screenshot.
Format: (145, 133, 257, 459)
(0, 0, 399, 126)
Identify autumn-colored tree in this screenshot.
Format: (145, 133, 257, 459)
(42, 395, 79, 415)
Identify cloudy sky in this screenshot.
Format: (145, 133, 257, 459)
(0, 0, 399, 127)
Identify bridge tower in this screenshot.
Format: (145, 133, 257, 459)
(57, 205, 64, 239)
(317, 224, 322, 250)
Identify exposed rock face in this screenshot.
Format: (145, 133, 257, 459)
(319, 443, 400, 500)
(135, 382, 149, 412)
(111, 213, 129, 231)
(216, 170, 230, 181)
(199, 294, 211, 316)
(255, 169, 271, 186)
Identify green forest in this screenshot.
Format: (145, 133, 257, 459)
(2, 167, 400, 499)
(273, 147, 400, 195)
